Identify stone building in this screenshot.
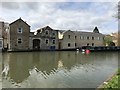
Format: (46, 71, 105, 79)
(58, 30, 76, 49)
(0, 22, 3, 50)
(0, 22, 9, 51)
(8, 18, 30, 51)
(6, 18, 105, 51)
(110, 32, 120, 46)
(29, 26, 59, 50)
(58, 27, 104, 50)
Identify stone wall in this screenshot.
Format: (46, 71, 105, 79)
(61, 30, 104, 49)
(9, 18, 30, 51)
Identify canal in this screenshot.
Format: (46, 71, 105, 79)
(1, 51, 118, 88)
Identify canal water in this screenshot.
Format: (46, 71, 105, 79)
(1, 51, 118, 88)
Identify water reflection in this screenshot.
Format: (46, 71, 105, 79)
(2, 51, 118, 88)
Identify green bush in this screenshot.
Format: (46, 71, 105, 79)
(102, 69, 120, 89)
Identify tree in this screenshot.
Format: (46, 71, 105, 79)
(104, 35, 113, 46)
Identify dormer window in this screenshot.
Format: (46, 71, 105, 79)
(17, 27, 22, 33)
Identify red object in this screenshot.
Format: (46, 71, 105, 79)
(85, 49, 90, 54)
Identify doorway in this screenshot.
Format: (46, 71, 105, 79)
(33, 39, 40, 50)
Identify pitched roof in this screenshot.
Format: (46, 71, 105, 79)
(93, 26, 99, 33)
(10, 18, 30, 27)
(73, 31, 104, 36)
(41, 26, 53, 30)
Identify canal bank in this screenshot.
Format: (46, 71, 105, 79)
(96, 69, 120, 90)
(2, 46, 120, 52)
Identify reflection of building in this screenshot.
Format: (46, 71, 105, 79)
(2, 18, 105, 51)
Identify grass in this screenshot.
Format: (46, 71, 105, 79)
(101, 69, 120, 89)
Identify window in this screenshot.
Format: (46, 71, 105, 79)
(92, 43, 94, 46)
(52, 32, 55, 36)
(0, 41, 2, 47)
(75, 43, 77, 47)
(103, 37, 104, 40)
(68, 35, 70, 39)
(52, 39, 55, 44)
(17, 27, 22, 33)
(45, 30, 49, 35)
(87, 43, 89, 46)
(46, 39, 49, 44)
(75, 36, 77, 39)
(87, 36, 89, 40)
(68, 43, 71, 47)
(92, 37, 94, 40)
(80, 36, 84, 40)
(18, 38, 22, 44)
(98, 37, 100, 40)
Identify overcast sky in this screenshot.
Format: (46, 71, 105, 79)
(0, 1, 118, 34)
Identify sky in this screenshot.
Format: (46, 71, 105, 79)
(0, 1, 119, 34)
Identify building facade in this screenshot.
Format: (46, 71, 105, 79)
(59, 27, 104, 50)
(29, 26, 59, 50)
(0, 22, 3, 50)
(6, 18, 105, 51)
(0, 22, 9, 51)
(110, 32, 120, 46)
(8, 18, 30, 51)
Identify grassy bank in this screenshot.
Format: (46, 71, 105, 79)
(99, 69, 120, 89)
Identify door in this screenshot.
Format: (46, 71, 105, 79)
(33, 39, 40, 50)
